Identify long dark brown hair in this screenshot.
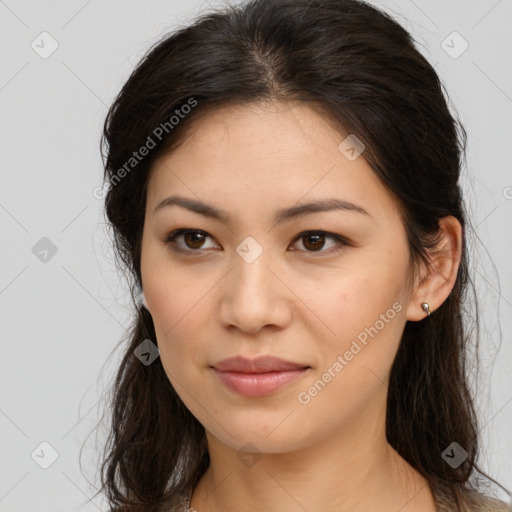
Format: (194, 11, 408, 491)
(91, 0, 510, 510)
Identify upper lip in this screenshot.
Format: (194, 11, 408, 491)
(212, 355, 310, 373)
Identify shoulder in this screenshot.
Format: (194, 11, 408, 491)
(433, 483, 511, 512)
(461, 488, 511, 512)
(173, 488, 193, 512)
(154, 488, 193, 512)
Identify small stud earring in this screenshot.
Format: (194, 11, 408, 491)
(421, 302, 431, 316)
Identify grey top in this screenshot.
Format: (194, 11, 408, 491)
(175, 488, 192, 511)
(171, 485, 511, 511)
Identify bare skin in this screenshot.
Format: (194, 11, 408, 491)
(140, 100, 462, 512)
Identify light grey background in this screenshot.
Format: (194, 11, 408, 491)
(1, 0, 511, 510)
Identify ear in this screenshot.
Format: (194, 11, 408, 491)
(137, 287, 149, 309)
(405, 215, 462, 322)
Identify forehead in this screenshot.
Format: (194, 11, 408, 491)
(146, 101, 399, 224)
(165, 100, 345, 159)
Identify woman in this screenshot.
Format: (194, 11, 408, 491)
(95, 0, 511, 510)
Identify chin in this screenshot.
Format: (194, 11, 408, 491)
(206, 421, 311, 455)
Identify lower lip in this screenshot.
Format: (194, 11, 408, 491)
(212, 368, 310, 397)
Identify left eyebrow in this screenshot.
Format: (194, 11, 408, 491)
(153, 195, 373, 225)
(273, 198, 372, 223)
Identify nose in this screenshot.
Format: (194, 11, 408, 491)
(218, 249, 292, 335)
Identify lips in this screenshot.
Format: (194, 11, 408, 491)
(212, 355, 310, 373)
(211, 355, 311, 397)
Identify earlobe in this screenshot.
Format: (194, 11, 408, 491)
(405, 215, 462, 322)
(137, 288, 149, 309)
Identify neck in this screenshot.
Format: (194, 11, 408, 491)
(190, 388, 436, 512)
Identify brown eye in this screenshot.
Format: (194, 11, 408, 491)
(165, 229, 218, 253)
(302, 233, 326, 251)
(291, 231, 347, 255)
(182, 231, 207, 249)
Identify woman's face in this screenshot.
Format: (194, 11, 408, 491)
(140, 101, 417, 454)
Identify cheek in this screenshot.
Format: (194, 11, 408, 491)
(152, 299, 205, 370)
(141, 265, 207, 380)
(318, 267, 404, 337)
(312, 265, 407, 382)
(154, 319, 206, 417)
(297, 293, 404, 426)
(144, 258, 213, 338)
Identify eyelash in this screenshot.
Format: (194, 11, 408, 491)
(163, 229, 349, 256)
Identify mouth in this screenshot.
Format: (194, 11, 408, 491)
(211, 355, 311, 397)
(212, 355, 310, 373)
(212, 368, 310, 397)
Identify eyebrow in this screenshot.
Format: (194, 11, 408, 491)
(153, 195, 372, 224)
